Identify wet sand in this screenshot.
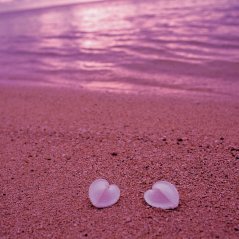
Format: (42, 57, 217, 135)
(0, 85, 239, 238)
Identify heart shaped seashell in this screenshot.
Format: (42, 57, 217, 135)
(89, 179, 120, 208)
(144, 180, 179, 209)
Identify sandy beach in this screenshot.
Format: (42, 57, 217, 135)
(0, 84, 238, 238)
(1, 0, 239, 237)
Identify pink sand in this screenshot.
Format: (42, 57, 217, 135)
(0, 85, 239, 238)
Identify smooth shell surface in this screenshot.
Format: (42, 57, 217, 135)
(144, 180, 179, 209)
(89, 179, 120, 208)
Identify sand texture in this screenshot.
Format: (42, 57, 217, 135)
(0, 85, 239, 239)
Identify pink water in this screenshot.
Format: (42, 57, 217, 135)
(0, 0, 239, 97)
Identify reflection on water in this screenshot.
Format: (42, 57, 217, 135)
(0, 0, 239, 96)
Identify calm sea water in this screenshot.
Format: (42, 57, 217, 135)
(0, 0, 239, 96)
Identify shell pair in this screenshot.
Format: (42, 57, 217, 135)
(89, 179, 180, 209)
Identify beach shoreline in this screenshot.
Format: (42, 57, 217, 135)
(0, 84, 239, 238)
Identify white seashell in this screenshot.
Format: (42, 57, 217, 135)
(144, 180, 179, 209)
(89, 179, 120, 208)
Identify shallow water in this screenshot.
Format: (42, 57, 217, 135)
(0, 0, 239, 96)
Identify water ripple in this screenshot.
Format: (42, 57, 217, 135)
(0, 0, 239, 96)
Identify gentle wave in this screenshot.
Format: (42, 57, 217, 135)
(0, 0, 239, 96)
